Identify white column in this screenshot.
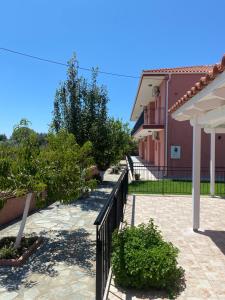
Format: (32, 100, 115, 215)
(192, 121, 201, 231)
(210, 129, 215, 196)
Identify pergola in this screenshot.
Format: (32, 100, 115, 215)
(169, 55, 225, 231)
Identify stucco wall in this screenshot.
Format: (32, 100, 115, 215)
(0, 195, 36, 226)
(167, 74, 225, 168)
(137, 72, 225, 168)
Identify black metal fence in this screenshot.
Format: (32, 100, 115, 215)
(128, 163, 225, 196)
(94, 169, 128, 300)
(127, 155, 134, 176)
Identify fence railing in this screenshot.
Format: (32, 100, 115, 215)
(127, 155, 134, 176)
(129, 164, 225, 196)
(94, 168, 128, 300)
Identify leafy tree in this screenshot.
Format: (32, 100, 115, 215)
(52, 55, 84, 144)
(37, 133, 48, 146)
(1, 121, 46, 248)
(93, 118, 132, 170)
(38, 130, 96, 203)
(0, 134, 7, 142)
(127, 138, 138, 156)
(10, 118, 36, 144)
(52, 54, 134, 171)
(0, 120, 96, 249)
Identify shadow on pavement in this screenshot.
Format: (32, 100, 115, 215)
(0, 228, 95, 291)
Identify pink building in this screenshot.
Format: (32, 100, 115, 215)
(131, 66, 225, 168)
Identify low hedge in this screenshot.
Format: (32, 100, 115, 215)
(112, 219, 184, 295)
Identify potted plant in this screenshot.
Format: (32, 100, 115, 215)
(134, 173, 141, 181)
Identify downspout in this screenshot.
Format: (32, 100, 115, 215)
(165, 74, 171, 167)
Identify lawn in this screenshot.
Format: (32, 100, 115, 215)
(128, 179, 225, 195)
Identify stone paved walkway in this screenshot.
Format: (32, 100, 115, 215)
(0, 169, 122, 300)
(131, 156, 164, 180)
(109, 195, 225, 300)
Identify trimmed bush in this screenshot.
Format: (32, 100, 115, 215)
(112, 219, 184, 294)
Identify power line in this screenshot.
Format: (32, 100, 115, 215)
(0, 47, 140, 79)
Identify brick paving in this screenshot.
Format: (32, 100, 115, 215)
(0, 169, 122, 300)
(108, 195, 225, 300)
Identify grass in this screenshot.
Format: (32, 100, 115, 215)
(129, 179, 225, 195)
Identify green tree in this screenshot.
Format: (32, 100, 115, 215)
(11, 118, 36, 144)
(0, 120, 96, 249)
(1, 120, 46, 248)
(52, 55, 84, 144)
(94, 118, 132, 170)
(0, 134, 7, 142)
(52, 54, 133, 171)
(37, 130, 96, 203)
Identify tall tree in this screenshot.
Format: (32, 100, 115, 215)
(52, 54, 133, 170)
(66, 55, 83, 144)
(52, 89, 62, 132)
(0, 134, 7, 142)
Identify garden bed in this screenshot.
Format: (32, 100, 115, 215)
(0, 236, 43, 266)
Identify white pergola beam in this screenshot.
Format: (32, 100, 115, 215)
(172, 71, 225, 121)
(212, 86, 225, 99)
(204, 127, 225, 134)
(197, 104, 225, 127)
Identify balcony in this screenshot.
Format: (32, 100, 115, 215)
(131, 108, 165, 137)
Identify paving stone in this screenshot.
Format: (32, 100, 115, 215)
(0, 168, 122, 299)
(0, 291, 18, 300)
(108, 195, 225, 299)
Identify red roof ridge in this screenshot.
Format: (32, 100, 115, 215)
(143, 64, 214, 74)
(168, 54, 225, 113)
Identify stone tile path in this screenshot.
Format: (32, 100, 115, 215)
(0, 169, 122, 300)
(108, 195, 225, 300)
(131, 156, 164, 180)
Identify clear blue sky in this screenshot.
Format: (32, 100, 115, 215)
(1, 0, 225, 137)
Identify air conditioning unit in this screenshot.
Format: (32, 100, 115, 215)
(152, 86, 160, 97)
(152, 131, 159, 140)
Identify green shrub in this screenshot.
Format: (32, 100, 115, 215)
(112, 219, 184, 295)
(0, 244, 17, 259)
(0, 236, 38, 259)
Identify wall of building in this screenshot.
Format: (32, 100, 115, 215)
(167, 74, 225, 168)
(138, 79, 166, 165)
(138, 72, 225, 168)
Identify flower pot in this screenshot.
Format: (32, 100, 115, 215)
(134, 173, 141, 181)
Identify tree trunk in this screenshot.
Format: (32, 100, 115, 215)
(14, 192, 33, 249)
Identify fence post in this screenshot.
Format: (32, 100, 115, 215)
(96, 225, 102, 300)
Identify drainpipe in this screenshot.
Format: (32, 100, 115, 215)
(165, 74, 171, 167)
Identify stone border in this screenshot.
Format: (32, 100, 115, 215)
(0, 237, 43, 267)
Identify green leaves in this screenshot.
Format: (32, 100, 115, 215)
(37, 130, 96, 203)
(112, 219, 184, 295)
(0, 122, 97, 209)
(51, 54, 136, 171)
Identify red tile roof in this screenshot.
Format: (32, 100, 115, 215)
(144, 65, 214, 74)
(169, 55, 225, 113)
